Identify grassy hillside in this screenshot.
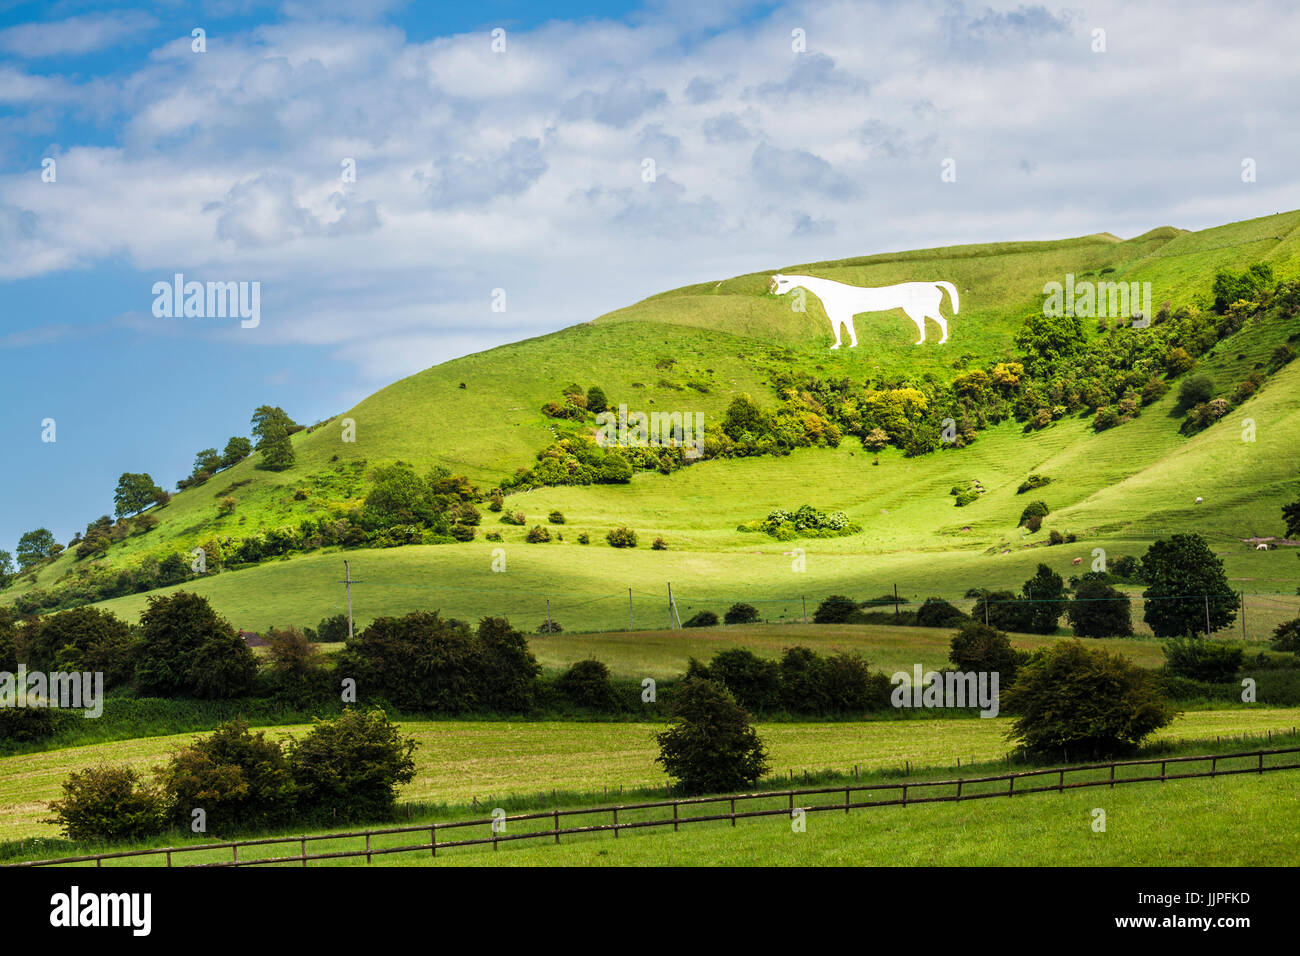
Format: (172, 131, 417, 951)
(8, 210, 1300, 630)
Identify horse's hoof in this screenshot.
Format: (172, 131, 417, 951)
(830, 344, 840, 350)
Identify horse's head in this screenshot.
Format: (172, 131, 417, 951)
(769, 274, 797, 295)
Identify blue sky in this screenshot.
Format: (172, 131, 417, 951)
(1, 0, 1298, 553)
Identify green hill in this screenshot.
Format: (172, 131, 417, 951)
(7, 209, 1300, 633)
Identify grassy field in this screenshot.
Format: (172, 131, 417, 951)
(4, 707, 1298, 842)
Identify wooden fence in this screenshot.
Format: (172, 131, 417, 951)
(11, 745, 1299, 868)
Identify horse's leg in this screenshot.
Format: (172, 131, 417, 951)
(845, 313, 859, 348)
(826, 310, 844, 349)
(903, 306, 926, 344)
(929, 313, 949, 344)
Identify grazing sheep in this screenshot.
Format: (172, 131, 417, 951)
(1072, 557, 1083, 565)
(1195, 496, 1204, 504)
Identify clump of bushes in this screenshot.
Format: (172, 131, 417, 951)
(536, 620, 563, 634)
(525, 525, 552, 543)
(813, 594, 857, 624)
(683, 610, 719, 628)
(1017, 474, 1051, 494)
(690, 646, 890, 715)
(501, 511, 526, 526)
(1162, 635, 1244, 683)
(548, 511, 565, 524)
(606, 526, 638, 548)
(555, 659, 620, 711)
(750, 505, 858, 540)
(1018, 500, 1049, 530)
(723, 602, 760, 625)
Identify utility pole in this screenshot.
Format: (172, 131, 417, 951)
(984, 589, 989, 626)
(802, 595, 807, 624)
(1241, 590, 1246, 640)
(340, 561, 360, 640)
(546, 598, 552, 633)
(629, 588, 634, 631)
(894, 583, 900, 620)
(1204, 594, 1211, 636)
(667, 582, 681, 629)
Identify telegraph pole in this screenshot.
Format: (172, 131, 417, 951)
(340, 561, 360, 640)
(629, 588, 635, 630)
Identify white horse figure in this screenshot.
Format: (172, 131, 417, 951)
(769, 274, 960, 347)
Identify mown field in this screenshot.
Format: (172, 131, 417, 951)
(4, 707, 1298, 843)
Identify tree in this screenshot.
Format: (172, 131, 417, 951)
(949, 620, 1024, 684)
(1067, 574, 1133, 638)
(0, 550, 13, 589)
(192, 448, 222, 476)
(813, 594, 857, 624)
(778, 646, 830, 714)
(250, 405, 300, 445)
(1271, 618, 1300, 654)
(362, 463, 435, 529)
(15, 528, 57, 570)
(1022, 563, 1067, 634)
(255, 419, 296, 471)
(316, 613, 350, 643)
(1001, 641, 1177, 758)
(971, 590, 1032, 632)
(655, 678, 769, 795)
(1141, 534, 1239, 637)
(20, 606, 136, 687)
(221, 436, 252, 468)
(289, 709, 417, 822)
(915, 596, 967, 628)
(723, 602, 760, 625)
(134, 591, 257, 698)
(555, 659, 620, 710)
(707, 648, 780, 711)
(264, 626, 328, 707)
(113, 473, 163, 517)
(44, 764, 168, 843)
(585, 385, 608, 414)
(1176, 374, 1214, 411)
(1284, 498, 1300, 539)
(159, 720, 298, 832)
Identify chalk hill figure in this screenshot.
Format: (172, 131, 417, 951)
(769, 274, 959, 347)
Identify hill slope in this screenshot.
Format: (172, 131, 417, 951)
(8, 210, 1300, 632)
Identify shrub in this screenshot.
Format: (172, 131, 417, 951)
(289, 710, 417, 823)
(501, 511, 526, 526)
(1272, 618, 1300, 654)
(1018, 500, 1049, 526)
(948, 621, 1024, 684)
(159, 720, 298, 832)
(450, 524, 475, 542)
(1176, 373, 1214, 411)
(970, 590, 1033, 632)
(1048, 529, 1064, 545)
(683, 610, 719, 628)
(18, 605, 136, 688)
(1017, 474, 1051, 494)
(606, 526, 638, 548)
(316, 613, 350, 643)
(134, 592, 257, 699)
(548, 511, 566, 524)
(45, 764, 169, 843)
(915, 597, 967, 628)
(264, 626, 330, 707)
(1067, 575, 1134, 638)
(723, 602, 760, 625)
(822, 652, 887, 713)
(654, 678, 769, 795)
(536, 620, 563, 634)
(555, 659, 620, 710)
(652, 537, 668, 550)
(0, 701, 72, 742)
(1002, 641, 1176, 757)
(525, 525, 552, 543)
(1162, 635, 1244, 683)
(813, 594, 857, 624)
(778, 646, 830, 714)
(576, 532, 590, 545)
(708, 648, 780, 711)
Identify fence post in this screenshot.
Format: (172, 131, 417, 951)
(956, 780, 963, 799)
(902, 784, 908, 806)
(166, 850, 172, 867)
(431, 825, 437, 858)
(1008, 776, 1014, 798)
(1109, 764, 1116, 789)
(1160, 761, 1166, 781)
(301, 838, 307, 867)
(1259, 753, 1264, 774)
(554, 809, 560, 844)
(845, 786, 850, 813)
(673, 802, 679, 832)
(1211, 757, 1216, 778)
(1058, 769, 1064, 793)
(614, 807, 619, 838)
(731, 798, 736, 826)
(366, 832, 372, 864)
(232, 844, 238, 864)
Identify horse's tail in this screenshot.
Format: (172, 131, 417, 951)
(934, 281, 959, 314)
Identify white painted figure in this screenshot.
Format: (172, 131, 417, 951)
(770, 274, 959, 347)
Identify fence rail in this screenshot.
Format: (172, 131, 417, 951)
(12, 746, 1300, 868)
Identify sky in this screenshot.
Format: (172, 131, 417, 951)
(1, 0, 1298, 553)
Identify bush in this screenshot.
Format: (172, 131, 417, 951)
(1018, 500, 1049, 526)
(1177, 373, 1214, 410)
(289, 709, 417, 823)
(606, 526, 638, 548)
(576, 533, 590, 545)
(813, 594, 857, 624)
(652, 537, 668, 550)
(823, 653, 890, 712)
(723, 602, 760, 625)
(778, 646, 830, 714)
(683, 610, 719, 628)
(501, 511, 526, 526)
(264, 626, 330, 707)
(1067, 575, 1134, 638)
(1017, 474, 1051, 494)
(525, 525, 552, 543)
(45, 764, 168, 843)
(0, 701, 72, 742)
(18, 605, 136, 688)
(1162, 635, 1244, 683)
(134, 592, 257, 699)
(536, 620, 563, 634)
(159, 720, 298, 832)
(1272, 618, 1300, 654)
(948, 621, 1024, 684)
(316, 613, 350, 643)
(970, 590, 1033, 633)
(708, 648, 781, 711)
(548, 511, 565, 524)
(915, 596, 967, 628)
(1002, 641, 1177, 758)
(654, 678, 769, 795)
(555, 659, 620, 710)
